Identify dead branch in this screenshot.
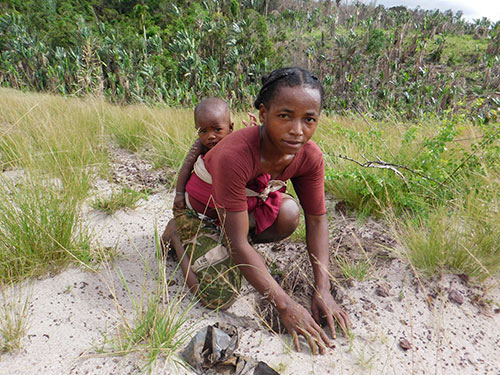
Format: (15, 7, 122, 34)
(337, 154, 448, 189)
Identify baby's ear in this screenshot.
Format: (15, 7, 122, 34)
(229, 122, 234, 132)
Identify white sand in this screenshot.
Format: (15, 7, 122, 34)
(1, 182, 499, 375)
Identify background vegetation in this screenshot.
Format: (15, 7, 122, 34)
(1, 0, 499, 121)
(0, 1, 498, 292)
(1, 87, 498, 283)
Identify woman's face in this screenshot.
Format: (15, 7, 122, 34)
(259, 85, 322, 156)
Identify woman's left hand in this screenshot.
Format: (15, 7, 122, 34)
(311, 289, 351, 339)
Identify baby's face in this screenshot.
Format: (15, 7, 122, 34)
(195, 111, 233, 149)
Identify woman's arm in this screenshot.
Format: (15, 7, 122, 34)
(174, 139, 204, 209)
(305, 213, 351, 338)
(224, 210, 332, 354)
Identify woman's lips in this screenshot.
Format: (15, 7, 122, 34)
(282, 139, 302, 148)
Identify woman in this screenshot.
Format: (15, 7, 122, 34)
(170, 67, 351, 355)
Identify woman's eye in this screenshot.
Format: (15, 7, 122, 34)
(278, 114, 288, 119)
(305, 117, 316, 123)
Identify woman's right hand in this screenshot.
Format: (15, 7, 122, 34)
(277, 298, 333, 355)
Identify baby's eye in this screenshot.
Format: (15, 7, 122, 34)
(198, 129, 207, 134)
(215, 127, 222, 132)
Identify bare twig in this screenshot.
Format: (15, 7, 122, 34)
(337, 154, 448, 189)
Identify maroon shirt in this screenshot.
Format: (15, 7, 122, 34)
(186, 126, 326, 216)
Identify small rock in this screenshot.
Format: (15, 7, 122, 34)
(449, 289, 464, 305)
(375, 283, 391, 297)
(334, 200, 348, 214)
(271, 242, 286, 252)
(363, 302, 376, 311)
(345, 279, 355, 288)
(399, 338, 412, 351)
(457, 273, 469, 285)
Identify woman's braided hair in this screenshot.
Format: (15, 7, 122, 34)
(254, 67, 324, 110)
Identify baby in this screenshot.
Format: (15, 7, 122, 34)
(161, 98, 234, 253)
(173, 97, 234, 210)
(163, 98, 260, 257)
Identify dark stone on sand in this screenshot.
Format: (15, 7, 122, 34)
(458, 273, 469, 284)
(334, 200, 348, 214)
(375, 283, 391, 297)
(363, 302, 376, 311)
(399, 338, 412, 351)
(449, 289, 464, 305)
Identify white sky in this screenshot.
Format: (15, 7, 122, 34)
(356, 0, 500, 22)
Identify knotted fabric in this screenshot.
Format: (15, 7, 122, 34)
(192, 156, 284, 234)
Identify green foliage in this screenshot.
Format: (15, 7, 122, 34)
(322, 116, 499, 216)
(365, 28, 386, 55)
(92, 188, 147, 214)
(1, 1, 498, 118)
(0, 0, 275, 110)
(319, 112, 499, 280)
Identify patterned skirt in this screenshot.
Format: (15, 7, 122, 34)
(173, 208, 241, 310)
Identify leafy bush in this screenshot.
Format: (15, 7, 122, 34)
(1, 1, 499, 119)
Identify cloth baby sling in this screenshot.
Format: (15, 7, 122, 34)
(174, 156, 285, 310)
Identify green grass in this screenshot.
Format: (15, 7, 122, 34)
(0, 89, 109, 199)
(0, 174, 97, 282)
(435, 33, 489, 65)
(0, 283, 31, 353)
(92, 188, 147, 214)
(97, 230, 196, 372)
(337, 256, 370, 281)
(108, 114, 147, 152)
(394, 174, 500, 280)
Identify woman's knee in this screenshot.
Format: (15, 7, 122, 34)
(277, 197, 300, 236)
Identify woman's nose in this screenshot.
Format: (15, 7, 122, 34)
(289, 119, 303, 135)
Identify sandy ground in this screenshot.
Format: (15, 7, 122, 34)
(1, 150, 499, 375)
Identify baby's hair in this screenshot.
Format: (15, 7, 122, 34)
(254, 67, 324, 110)
(194, 97, 230, 123)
